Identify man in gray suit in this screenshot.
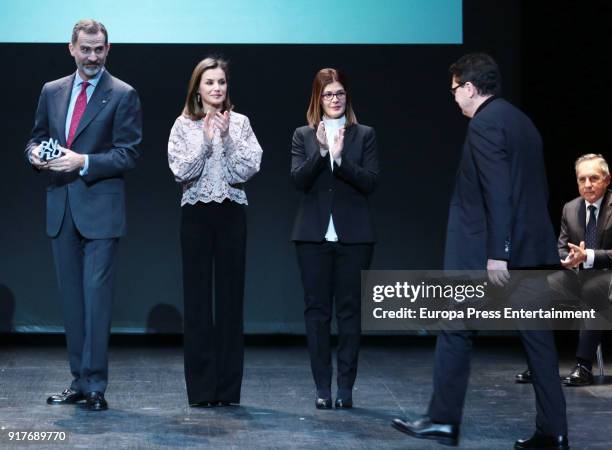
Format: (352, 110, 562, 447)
(516, 154, 611, 387)
(25, 19, 142, 411)
(545, 154, 610, 385)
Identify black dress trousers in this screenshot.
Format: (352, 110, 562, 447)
(181, 200, 246, 404)
(295, 241, 373, 398)
(547, 269, 609, 361)
(427, 275, 567, 436)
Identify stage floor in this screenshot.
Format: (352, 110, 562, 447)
(1, 337, 611, 449)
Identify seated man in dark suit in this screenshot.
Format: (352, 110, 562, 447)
(516, 154, 611, 386)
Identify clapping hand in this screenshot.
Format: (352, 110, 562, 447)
(213, 111, 230, 137)
(316, 122, 329, 152)
(330, 128, 345, 162)
(204, 111, 230, 141)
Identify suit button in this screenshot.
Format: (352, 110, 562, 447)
(329, 188, 332, 192)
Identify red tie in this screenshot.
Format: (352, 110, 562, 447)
(66, 81, 90, 148)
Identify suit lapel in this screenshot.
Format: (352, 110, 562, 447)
(306, 127, 319, 153)
(341, 124, 356, 159)
(307, 127, 333, 173)
(330, 124, 355, 173)
(53, 75, 75, 146)
(577, 200, 586, 241)
(72, 70, 113, 146)
(596, 191, 612, 247)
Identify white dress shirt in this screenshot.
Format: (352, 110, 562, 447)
(321, 115, 346, 242)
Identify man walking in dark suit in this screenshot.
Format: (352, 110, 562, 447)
(25, 19, 142, 411)
(392, 53, 568, 449)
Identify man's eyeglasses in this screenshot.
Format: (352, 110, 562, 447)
(321, 91, 346, 102)
(450, 83, 465, 96)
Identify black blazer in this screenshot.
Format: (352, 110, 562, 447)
(444, 98, 558, 269)
(291, 123, 379, 243)
(558, 190, 612, 268)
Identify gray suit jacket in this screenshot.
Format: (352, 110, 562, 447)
(558, 190, 612, 268)
(25, 70, 142, 239)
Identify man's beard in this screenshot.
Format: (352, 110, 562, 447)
(80, 62, 102, 77)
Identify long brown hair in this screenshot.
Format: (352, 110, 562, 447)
(182, 57, 233, 120)
(306, 68, 357, 128)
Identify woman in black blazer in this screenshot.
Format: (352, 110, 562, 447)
(291, 68, 379, 409)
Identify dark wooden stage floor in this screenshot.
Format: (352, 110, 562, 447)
(1, 336, 610, 449)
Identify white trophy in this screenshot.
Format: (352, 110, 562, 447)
(39, 138, 63, 161)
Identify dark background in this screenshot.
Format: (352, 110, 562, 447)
(0, 1, 610, 334)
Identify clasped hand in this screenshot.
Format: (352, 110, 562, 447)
(561, 241, 587, 269)
(30, 145, 85, 173)
(316, 122, 344, 161)
(203, 111, 230, 141)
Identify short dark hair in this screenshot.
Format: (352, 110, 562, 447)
(71, 19, 108, 45)
(449, 53, 501, 97)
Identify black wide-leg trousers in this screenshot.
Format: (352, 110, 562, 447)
(181, 200, 246, 404)
(295, 241, 373, 398)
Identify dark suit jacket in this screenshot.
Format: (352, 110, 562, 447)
(558, 190, 612, 268)
(25, 70, 142, 239)
(444, 98, 558, 269)
(291, 124, 378, 243)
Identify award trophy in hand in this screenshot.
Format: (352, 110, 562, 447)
(39, 138, 64, 162)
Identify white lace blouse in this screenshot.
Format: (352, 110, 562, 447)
(168, 112, 263, 206)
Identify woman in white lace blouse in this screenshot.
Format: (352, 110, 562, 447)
(168, 57, 262, 407)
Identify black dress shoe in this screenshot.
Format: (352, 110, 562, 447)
(334, 398, 353, 409)
(392, 416, 459, 446)
(217, 401, 236, 407)
(47, 388, 85, 405)
(515, 369, 533, 384)
(515, 431, 569, 449)
(189, 401, 216, 408)
(85, 391, 108, 411)
(562, 363, 593, 386)
(315, 397, 332, 409)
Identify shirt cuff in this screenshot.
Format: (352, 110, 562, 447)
(584, 249, 595, 268)
(79, 155, 89, 176)
(319, 147, 329, 157)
